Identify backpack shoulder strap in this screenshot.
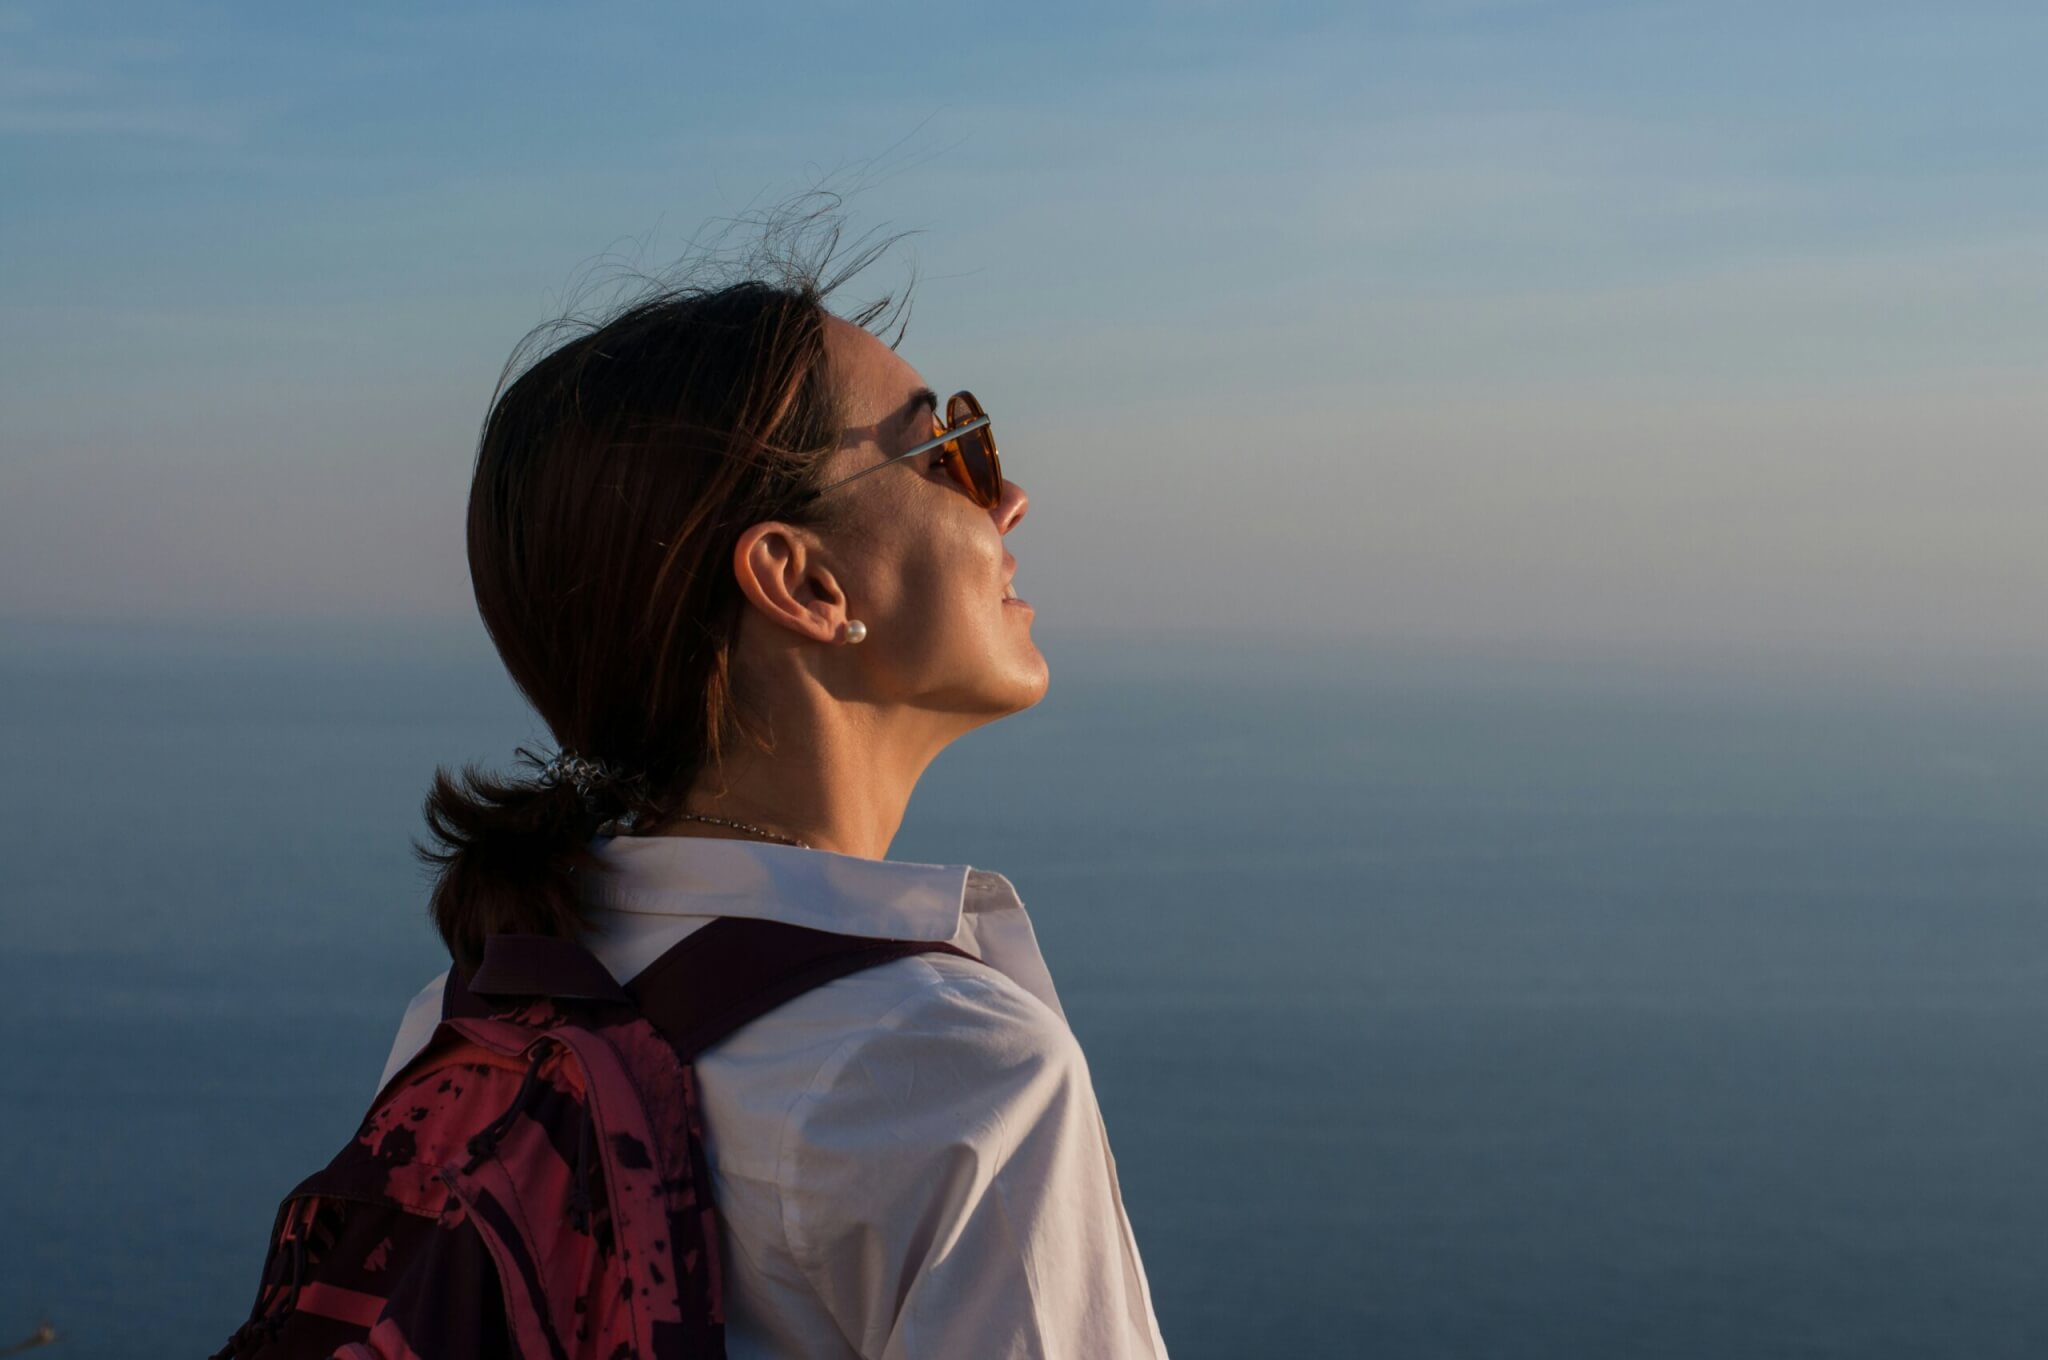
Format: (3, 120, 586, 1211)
(438, 932, 629, 1021)
(438, 919, 982, 1062)
(627, 917, 981, 1061)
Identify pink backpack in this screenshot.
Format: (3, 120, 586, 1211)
(217, 919, 975, 1358)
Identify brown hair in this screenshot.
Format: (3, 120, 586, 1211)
(416, 230, 905, 971)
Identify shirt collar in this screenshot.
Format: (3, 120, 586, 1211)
(584, 834, 1015, 944)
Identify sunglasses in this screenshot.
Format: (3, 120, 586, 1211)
(808, 390, 1003, 509)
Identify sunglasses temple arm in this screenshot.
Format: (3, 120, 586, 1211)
(815, 454, 907, 496)
(814, 416, 992, 497)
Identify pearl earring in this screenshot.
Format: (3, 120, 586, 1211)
(841, 620, 868, 645)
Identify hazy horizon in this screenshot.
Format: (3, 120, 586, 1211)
(5, 611, 2044, 710)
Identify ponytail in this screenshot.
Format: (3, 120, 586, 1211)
(416, 758, 621, 973)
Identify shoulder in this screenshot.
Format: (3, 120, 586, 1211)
(761, 955, 1148, 1355)
(401, 970, 448, 1022)
(376, 969, 451, 1095)
(686, 945, 1100, 1264)
(775, 951, 1097, 1181)
(804, 949, 1086, 1091)
(705, 947, 1085, 1105)
(691, 947, 1093, 1196)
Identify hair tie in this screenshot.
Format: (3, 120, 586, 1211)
(524, 745, 626, 799)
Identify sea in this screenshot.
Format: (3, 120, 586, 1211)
(2, 620, 2044, 1358)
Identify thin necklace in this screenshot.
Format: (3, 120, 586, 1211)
(669, 811, 811, 850)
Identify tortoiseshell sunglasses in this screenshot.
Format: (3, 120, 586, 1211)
(809, 390, 1002, 509)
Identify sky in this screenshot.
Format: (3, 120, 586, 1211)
(4, 0, 2045, 676)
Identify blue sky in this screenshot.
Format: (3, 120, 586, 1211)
(4, 1, 2045, 671)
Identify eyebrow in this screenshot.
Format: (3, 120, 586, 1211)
(895, 387, 939, 433)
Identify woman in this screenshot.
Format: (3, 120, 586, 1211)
(378, 253, 1170, 1357)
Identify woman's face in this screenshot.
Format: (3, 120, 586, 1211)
(814, 316, 1048, 723)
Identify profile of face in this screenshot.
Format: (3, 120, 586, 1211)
(730, 316, 1048, 735)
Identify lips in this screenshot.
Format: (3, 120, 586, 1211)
(1001, 554, 1029, 608)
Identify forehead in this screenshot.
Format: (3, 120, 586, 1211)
(823, 315, 929, 428)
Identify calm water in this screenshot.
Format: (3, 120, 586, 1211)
(2, 624, 2045, 1357)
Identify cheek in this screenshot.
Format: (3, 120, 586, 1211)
(874, 513, 1000, 638)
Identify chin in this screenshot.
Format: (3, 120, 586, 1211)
(998, 643, 1051, 713)
(912, 614, 1050, 718)
(961, 638, 1050, 721)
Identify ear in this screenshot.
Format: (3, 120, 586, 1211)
(730, 522, 846, 645)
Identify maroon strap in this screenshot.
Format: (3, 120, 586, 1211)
(467, 934, 631, 1004)
(627, 917, 979, 1060)
(442, 920, 980, 1061)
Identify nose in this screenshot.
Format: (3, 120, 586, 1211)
(993, 477, 1028, 535)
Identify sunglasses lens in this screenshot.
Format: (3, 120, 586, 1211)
(944, 391, 1002, 508)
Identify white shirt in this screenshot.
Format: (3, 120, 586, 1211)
(378, 835, 1170, 1359)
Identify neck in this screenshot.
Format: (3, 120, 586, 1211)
(648, 697, 959, 860)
